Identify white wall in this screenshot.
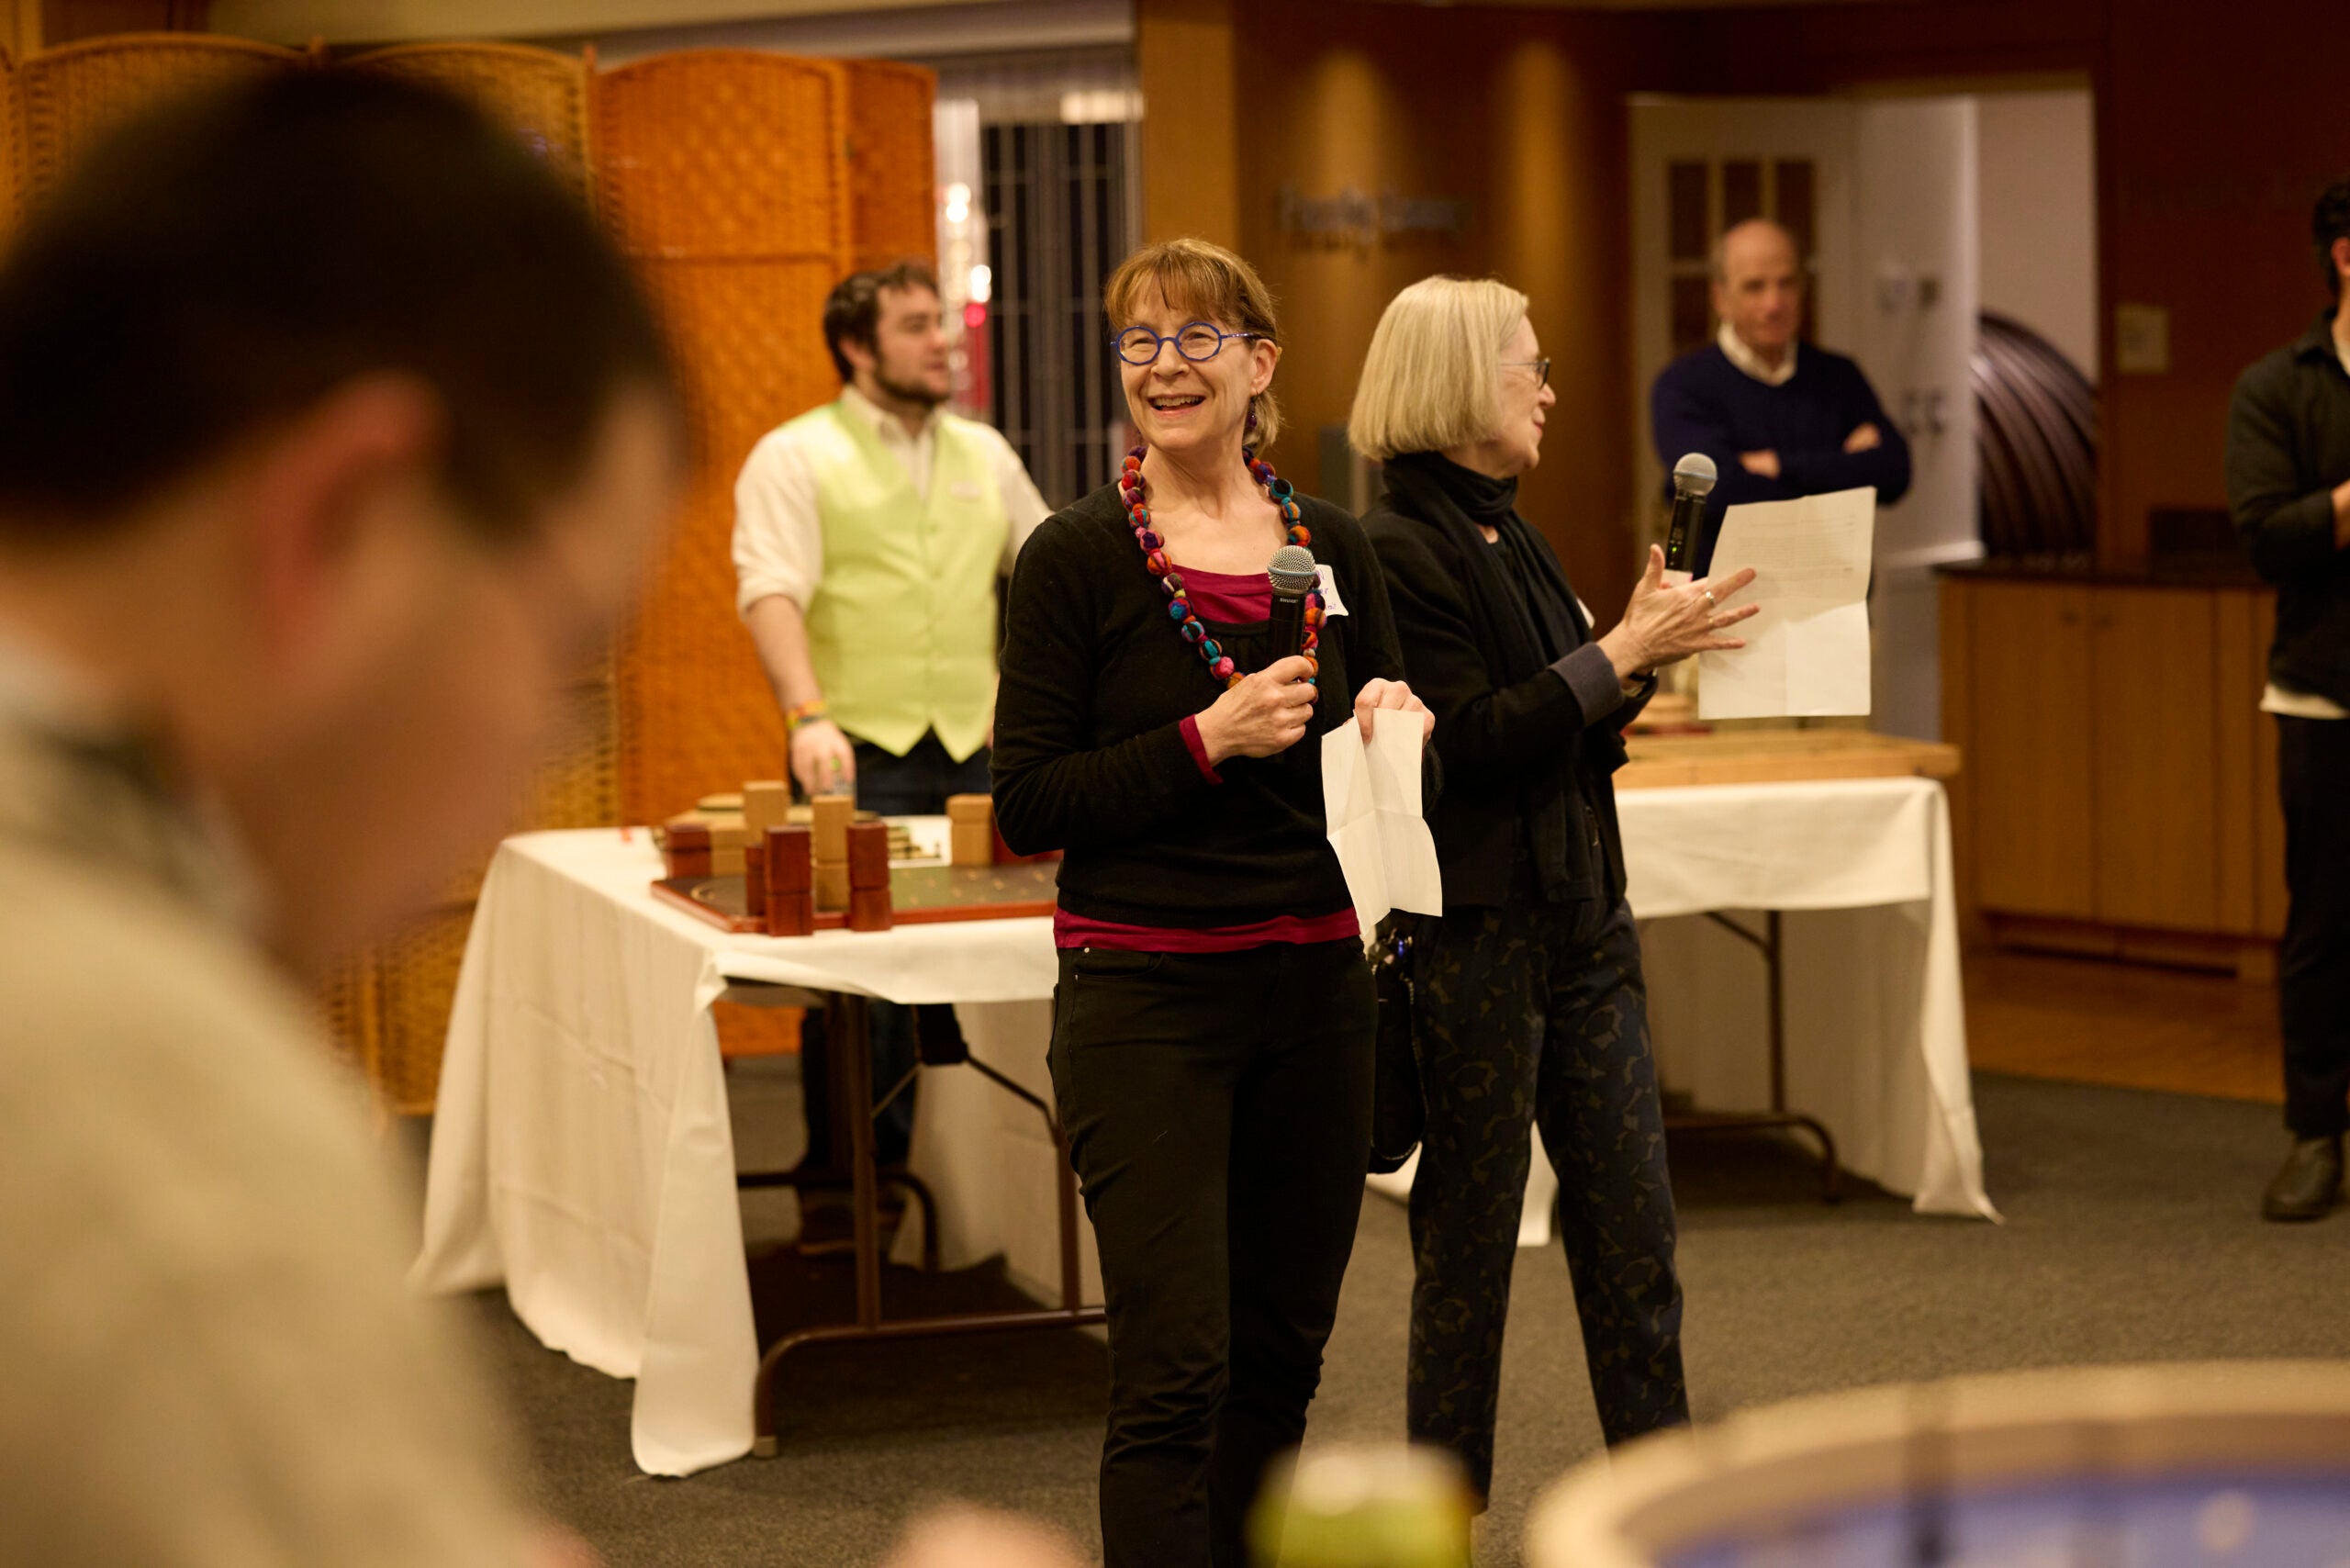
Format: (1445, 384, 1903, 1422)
(1975, 88, 2098, 378)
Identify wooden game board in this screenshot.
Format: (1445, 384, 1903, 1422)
(654, 858, 1060, 935)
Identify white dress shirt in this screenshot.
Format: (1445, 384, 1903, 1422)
(733, 384, 1052, 618)
(1718, 320, 1799, 387)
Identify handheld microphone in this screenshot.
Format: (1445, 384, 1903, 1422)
(1662, 452, 1718, 575)
(1267, 543, 1318, 665)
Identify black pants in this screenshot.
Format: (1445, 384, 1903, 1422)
(1406, 899, 1687, 1500)
(1049, 940, 1376, 1568)
(797, 733, 990, 1170)
(2280, 715, 2350, 1137)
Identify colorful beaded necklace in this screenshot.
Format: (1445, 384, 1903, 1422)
(1118, 442, 1326, 690)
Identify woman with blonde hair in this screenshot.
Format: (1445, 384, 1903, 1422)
(992, 238, 1431, 1568)
(1354, 274, 1755, 1504)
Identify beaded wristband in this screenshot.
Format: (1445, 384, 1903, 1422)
(784, 699, 831, 735)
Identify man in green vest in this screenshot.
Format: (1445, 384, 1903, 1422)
(734, 262, 1048, 1225)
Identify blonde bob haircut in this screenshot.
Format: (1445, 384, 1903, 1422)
(1348, 274, 1532, 461)
(1103, 236, 1283, 448)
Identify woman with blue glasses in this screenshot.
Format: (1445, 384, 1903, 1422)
(993, 237, 1432, 1568)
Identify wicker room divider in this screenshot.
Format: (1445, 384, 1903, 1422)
(0, 33, 939, 1111)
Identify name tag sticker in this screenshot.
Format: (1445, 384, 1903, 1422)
(1315, 564, 1349, 618)
(950, 481, 983, 502)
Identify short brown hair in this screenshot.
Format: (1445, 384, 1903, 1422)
(822, 261, 940, 382)
(1102, 238, 1282, 448)
(0, 72, 676, 544)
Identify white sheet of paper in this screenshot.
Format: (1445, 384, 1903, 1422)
(1321, 706, 1443, 932)
(1697, 487, 1875, 719)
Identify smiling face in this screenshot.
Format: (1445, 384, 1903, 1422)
(1115, 286, 1278, 463)
(1713, 219, 1805, 359)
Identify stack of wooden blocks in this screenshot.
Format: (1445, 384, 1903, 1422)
(658, 785, 897, 937)
(947, 793, 996, 868)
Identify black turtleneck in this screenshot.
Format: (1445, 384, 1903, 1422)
(1363, 451, 1652, 910)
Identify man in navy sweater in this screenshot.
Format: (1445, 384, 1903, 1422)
(1650, 218, 1911, 576)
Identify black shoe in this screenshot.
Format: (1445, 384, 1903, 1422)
(2261, 1136, 2344, 1222)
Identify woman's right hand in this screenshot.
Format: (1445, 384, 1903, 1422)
(1194, 655, 1319, 765)
(1598, 545, 1760, 680)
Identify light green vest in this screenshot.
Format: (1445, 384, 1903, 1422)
(795, 398, 1010, 760)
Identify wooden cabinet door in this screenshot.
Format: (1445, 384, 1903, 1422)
(2090, 587, 2220, 931)
(1970, 581, 2097, 918)
(2252, 593, 2289, 937)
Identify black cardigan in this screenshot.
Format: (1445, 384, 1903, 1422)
(992, 479, 1413, 928)
(1363, 464, 1648, 910)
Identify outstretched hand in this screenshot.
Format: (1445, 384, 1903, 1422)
(1598, 544, 1760, 680)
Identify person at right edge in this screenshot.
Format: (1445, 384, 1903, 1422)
(2227, 177, 2350, 1223)
(1355, 276, 1758, 1505)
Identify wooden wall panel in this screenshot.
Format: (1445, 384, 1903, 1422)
(2089, 588, 2218, 932)
(1969, 581, 2094, 919)
(2212, 588, 2261, 935)
(2252, 592, 2288, 939)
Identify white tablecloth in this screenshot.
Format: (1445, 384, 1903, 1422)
(411, 824, 1075, 1478)
(1367, 775, 1999, 1239)
(415, 776, 1992, 1478)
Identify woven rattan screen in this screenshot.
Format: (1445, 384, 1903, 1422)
(594, 50, 856, 825)
(839, 59, 936, 275)
(7, 34, 302, 220)
(346, 42, 593, 205)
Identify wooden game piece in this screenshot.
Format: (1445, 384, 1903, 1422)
(767, 825, 812, 892)
(946, 793, 995, 868)
(764, 826, 814, 937)
(706, 818, 752, 852)
(811, 794, 854, 866)
(744, 840, 767, 919)
(743, 779, 791, 838)
(814, 862, 851, 912)
(845, 820, 892, 932)
(712, 846, 746, 877)
(661, 816, 713, 879)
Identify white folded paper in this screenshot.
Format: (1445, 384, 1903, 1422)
(1697, 486, 1875, 720)
(1321, 706, 1443, 932)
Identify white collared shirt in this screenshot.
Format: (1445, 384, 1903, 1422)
(733, 384, 1052, 616)
(1718, 320, 1798, 387)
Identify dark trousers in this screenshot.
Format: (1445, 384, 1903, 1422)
(2279, 715, 2350, 1137)
(1048, 940, 1376, 1568)
(1406, 899, 1687, 1500)
(797, 732, 990, 1170)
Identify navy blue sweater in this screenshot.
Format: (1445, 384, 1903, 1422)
(1649, 342, 1912, 575)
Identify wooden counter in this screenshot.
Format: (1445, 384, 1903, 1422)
(1617, 727, 1961, 790)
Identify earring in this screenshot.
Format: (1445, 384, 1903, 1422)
(1246, 408, 1259, 433)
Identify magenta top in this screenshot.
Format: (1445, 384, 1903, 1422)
(1050, 563, 1358, 953)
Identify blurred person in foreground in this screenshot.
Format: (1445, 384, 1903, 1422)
(1649, 218, 1910, 576)
(1357, 276, 1755, 1503)
(2227, 176, 2350, 1222)
(0, 73, 680, 1564)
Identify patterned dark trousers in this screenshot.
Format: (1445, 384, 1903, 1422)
(1406, 899, 1688, 1500)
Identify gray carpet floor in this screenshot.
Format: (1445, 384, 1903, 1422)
(453, 1067, 2350, 1568)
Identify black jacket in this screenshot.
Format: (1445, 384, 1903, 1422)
(2227, 312, 2350, 704)
(992, 481, 1413, 927)
(1362, 454, 1649, 910)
